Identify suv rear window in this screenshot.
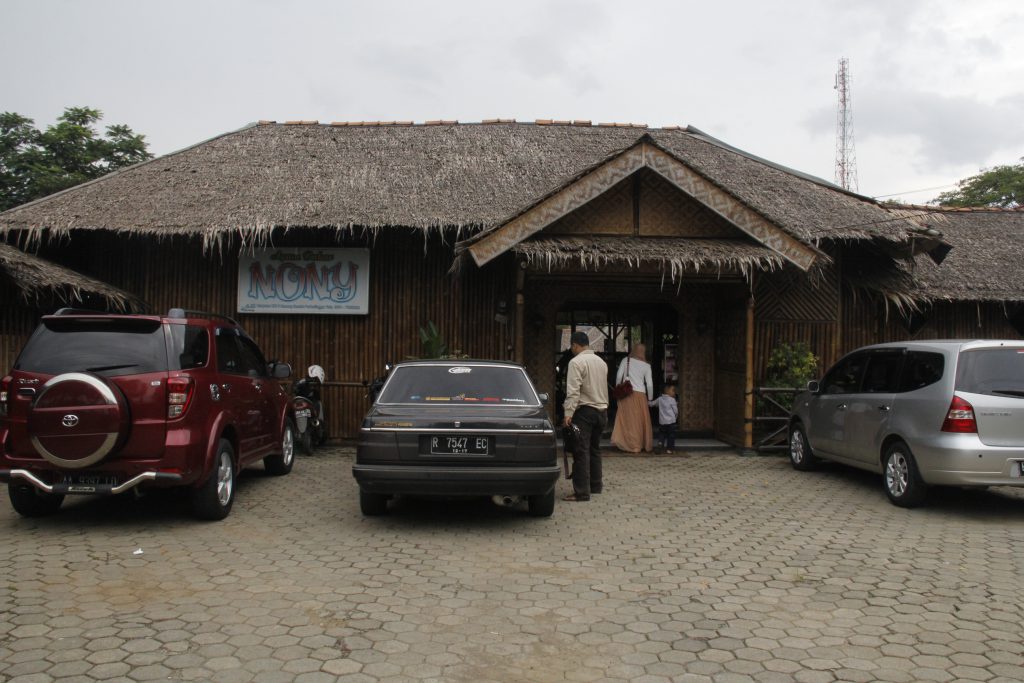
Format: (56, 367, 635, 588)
(15, 318, 168, 377)
(956, 348, 1024, 398)
(379, 365, 540, 405)
(169, 324, 209, 370)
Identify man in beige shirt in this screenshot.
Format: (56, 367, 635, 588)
(562, 331, 609, 501)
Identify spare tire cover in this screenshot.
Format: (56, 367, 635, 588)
(27, 372, 130, 469)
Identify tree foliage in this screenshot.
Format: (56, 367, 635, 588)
(0, 107, 152, 212)
(935, 159, 1024, 208)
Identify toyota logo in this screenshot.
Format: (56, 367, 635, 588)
(62, 414, 80, 428)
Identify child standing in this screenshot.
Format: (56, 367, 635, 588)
(649, 385, 679, 453)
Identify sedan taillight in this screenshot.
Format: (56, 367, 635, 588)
(941, 395, 977, 433)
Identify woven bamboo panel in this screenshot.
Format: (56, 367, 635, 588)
(678, 288, 717, 431)
(638, 170, 739, 238)
(545, 176, 633, 235)
(713, 295, 749, 446)
(754, 265, 839, 322)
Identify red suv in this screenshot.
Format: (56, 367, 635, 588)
(0, 308, 296, 520)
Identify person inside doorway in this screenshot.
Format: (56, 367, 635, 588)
(611, 343, 654, 453)
(649, 384, 679, 454)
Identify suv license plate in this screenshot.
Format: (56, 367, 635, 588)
(63, 474, 117, 487)
(430, 436, 489, 455)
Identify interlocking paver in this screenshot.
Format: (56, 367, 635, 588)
(2, 449, 1023, 681)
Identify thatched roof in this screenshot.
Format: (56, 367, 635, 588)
(0, 243, 141, 311)
(902, 208, 1024, 303)
(0, 121, 927, 250)
(513, 236, 784, 280)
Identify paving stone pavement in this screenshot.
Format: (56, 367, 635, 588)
(2, 448, 1024, 683)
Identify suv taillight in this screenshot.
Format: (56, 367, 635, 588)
(941, 395, 977, 433)
(0, 375, 10, 417)
(167, 375, 195, 419)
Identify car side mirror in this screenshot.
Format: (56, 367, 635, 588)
(806, 380, 820, 393)
(271, 362, 292, 379)
(538, 392, 549, 405)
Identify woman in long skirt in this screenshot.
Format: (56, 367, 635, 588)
(611, 344, 654, 453)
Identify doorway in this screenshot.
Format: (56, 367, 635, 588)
(553, 304, 679, 427)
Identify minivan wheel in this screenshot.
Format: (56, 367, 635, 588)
(8, 483, 64, 518)
(265, 419, 296, 475)
(789, 425, 817, 471)
(883, 442, 928, 508)
(193, 440, 236, 520)
(527, 490, 555, 518)
(359, 489, 388, 516)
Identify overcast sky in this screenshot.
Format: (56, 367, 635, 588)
(5, 0, 1023, 203)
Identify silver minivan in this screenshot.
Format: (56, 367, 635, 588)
(789, 340, 1024, 507)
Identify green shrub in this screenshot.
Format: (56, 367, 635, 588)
(418, 321, 448, 359)
(764, 342, 819, 412)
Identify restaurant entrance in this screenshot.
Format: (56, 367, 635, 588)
(552, 304, 679, 428)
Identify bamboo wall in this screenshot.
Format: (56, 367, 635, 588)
(752, 265, 1024, 385)
(753, 262, 841, 382)
(22, 231, 512, 439)
(841, 294, 1023, 353)
(7, 230, 1023, 443)
(0, 282, 41, 375)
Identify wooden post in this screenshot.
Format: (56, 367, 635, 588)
(514, 264, 526, 364)
(744, 294, 755, 450)
(833, 249, 843, 365)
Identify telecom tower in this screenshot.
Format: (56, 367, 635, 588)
(834, 57, 858, 192)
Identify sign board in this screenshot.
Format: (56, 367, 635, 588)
(238, 248, 370, 315)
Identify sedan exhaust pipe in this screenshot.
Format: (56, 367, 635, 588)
(491, 495, 522, 507)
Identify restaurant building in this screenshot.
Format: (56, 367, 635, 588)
(2, 120, 1022, 445)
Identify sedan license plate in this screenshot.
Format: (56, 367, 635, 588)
(430, 435, 489, 455)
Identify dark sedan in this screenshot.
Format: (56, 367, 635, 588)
(353, 360, 559, 517)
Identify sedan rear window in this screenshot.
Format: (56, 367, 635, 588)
(378, 365, 540, 405)
(956, 348, 1024, 398)
(15, 318, 168, 377)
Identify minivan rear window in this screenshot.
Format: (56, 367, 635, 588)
(898, 351, 944, 392)
(956, 348, 1024, 398)
(15, 318, 168, 377)
(378, 365, 540, 405)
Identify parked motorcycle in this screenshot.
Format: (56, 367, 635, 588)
(293, 365, 327, 454)
(364, 363, 392, 403)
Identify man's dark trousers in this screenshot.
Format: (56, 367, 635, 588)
(571, 405, 607, 496)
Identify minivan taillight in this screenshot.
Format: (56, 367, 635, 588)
(941, 395, 977, 433)
(167, 375, 195, 419)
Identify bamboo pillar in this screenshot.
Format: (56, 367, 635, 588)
(833, 250, 843, 364)
(744, 294, 755, 450)
(514, 263, 525, 364)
